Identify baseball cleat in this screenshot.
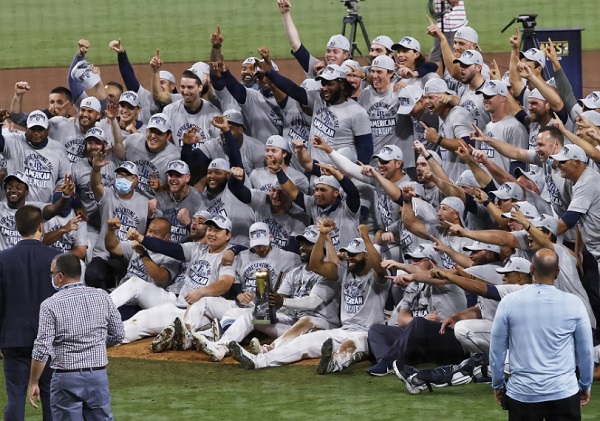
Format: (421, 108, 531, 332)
(249, 337, 266, 355)
(173, 317, 187, 351)
(192, 333, 226, 362)
(151, 325, 175, 353)
(228, 341, 255, 369)
(317, 338, 334, 375)
(393, 361, 430, 395)
(211, 318, 223, 342)
(367, 359, 394, 376)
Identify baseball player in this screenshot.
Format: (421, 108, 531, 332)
(9, 83, 73, 128)
(41, 190, 88, 260)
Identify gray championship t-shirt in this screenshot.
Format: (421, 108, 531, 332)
(162, 99, 221, 148)
(438, 106, 474, 181)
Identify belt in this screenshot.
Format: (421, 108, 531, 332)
(55, 366, 105, 373)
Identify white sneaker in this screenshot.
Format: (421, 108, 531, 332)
(192, 333, 226, 362)
(249, 337, 267, 355)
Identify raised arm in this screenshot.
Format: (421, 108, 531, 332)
(359, 224, 386, 282)
(309, 219, 339, 281)
(104, 217, 124, 256)
(149, 49, 172, 105)
(105, 103, 125, 161)
(90, 151, 107, 202)
(278, 0, 302, 52)
(401, 186, 431, 240)
(470, 125, 533, 163)
(448, 223, 521, 249)
(9, 81, 29, 115)
(110, 39, 141, 92)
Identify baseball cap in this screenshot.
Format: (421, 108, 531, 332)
(397, 85, 423, 115)
(194, 209, 213, 219)
(520, 48, 546, 68)
(70, 60, 101, 89)
(159, 70, 176, 84)
(491, 182, 524, 201)
(119, 91, 140, 107)
(581, 110, 600, 127)
(84, 127, 107, 143)
(166, 160, 190, 175)
(371, 35, 395, 51)
(315, 175, 340, 191)
(340, 60, 360, 75)
(371, 55, 395, 71)
(223, 109, 246, 129)
(514, 168, 545, 192)
(456, 170, 478, 188)
(208, 158, 231, 172)
(249, 222, 271, 248)
(147, 113, 171, 133)
(423, 78, 453, 95)
(295, 225, 320, 244)
(3, 171, 29, 189)
(424, 150, 443, 167)
(578, 91, 600, 110)
(26, 110, 49, 129)
(550, 144, 588, 163)
(392, 36, 421, 53)
(501, 201, 539, 219)
(205, 214, 232, 231)
(301, 78, 322, 91)
(453, 50, 483, 66)
(340, 238, 367, 254)
(529, 89, 546, 102)
(315, 64, 347, 82)
(80, 97, 102, 113)
(115, 161, 138, 176)
(400, 181, 426, 198)
(440, 196, 465, 214)
(403, 243, 442, 266)
(476, 80, 508, 97)
(327, 34, 350, 52)
(266, 135, 291, 152)
(463, 241, 501, 255)
(242, 57, 257, 66)
(373, 145, 403, 162)
(189, 62, 210, 80)
(455, 27, 479, 45)
(495, 257, 532, 274)
(530, 214, 559, 235)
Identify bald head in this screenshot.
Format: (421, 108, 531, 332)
(532, 248, 559, 284)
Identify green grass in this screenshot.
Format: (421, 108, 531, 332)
(0, 1, 599, 68)
(2, 358, 600, 420)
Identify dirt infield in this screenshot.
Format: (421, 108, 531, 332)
(2, 52, 600, 111)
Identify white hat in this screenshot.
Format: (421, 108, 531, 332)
(301, 78, 322, 91)
(400, 181, 426, 198)
(528, 88, 546, 102)
(581, 110, 600, 127)
(295, 225, 320, 244)
(266, 135, 291, 152)
(403, 243, 442, 266)
(371, 35, 395, 51)
(316, 64, 347, 82)
(80, 97, 101, 113)
(315, 175, 341, 191)
(3, 171, 30, 188)
(327, 34, 351, 52)
(205, 214, 232, 231)
(115, 161, 138, 176)
(84, 127, 107, 143)
(520, 48, 546, 68)
(491, 182, 524, 201)
(208, 158, 231, 172)
(455, 27, 479, 45)
(70, 60, 101, 89)
(223, 109, 246, 129)
(167, 160, 190, 175)
(340, 238, 367, 254)
(242, 57, 257, 66)
(249, 222, 271, 248)
(463, 241, 501, 255)
(456, 170, 479, 188)
(340, 59, 360, 74)
(194, 209, 213, 219)
(514, 168, 545, 192)
(476, 80, 508, 97)
(550, 144, 587, 163)
(424, 78, 453, 95)
(189, 62, 210, 80)
(501, 201, 539, 220)
(159, 70, 176, 84)
(530, 214, 559, 235)
(392, 36, 421, 53)
(26, 110, 49, 129)
(426, 150, 443, 167)
(578, 92, 600, 110)
(440, 196, 465, 216)
(119, 91, 140, 107)
(453, 50, 483, 66)
(147, 113, 171, 133)
(397, 85, 423, 115)
(495, 257, 532, 274)
(371, 55, 395, 71)
(373, 145, 403, 162)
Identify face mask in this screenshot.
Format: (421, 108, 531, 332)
(115, 178, 133, 194)
(51, 273, 61, 291)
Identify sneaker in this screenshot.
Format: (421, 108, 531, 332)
(151, 325, 175, 353)
(317, 338, 334, 375)
(192, 333, 226, 362)
(249, 337, 266, 355)
(228, 341, 256, 369)
(367, 359, 394, 376)
(393, 361, 430, 395)
(211, 318, 223, 342)
(173, 317, 187, 351)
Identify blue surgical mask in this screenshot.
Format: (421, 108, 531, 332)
(115, 178, 133, 194)
(51, 273, 61, 291)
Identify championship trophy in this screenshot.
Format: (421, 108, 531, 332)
(252, 269, 278, 324)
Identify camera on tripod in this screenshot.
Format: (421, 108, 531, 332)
(341, 0, 362, 14)
(515, 14, 538, 30)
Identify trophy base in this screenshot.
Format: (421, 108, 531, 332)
(252, 319, 273, 325)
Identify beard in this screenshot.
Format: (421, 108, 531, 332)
(349, 257, 367, 274)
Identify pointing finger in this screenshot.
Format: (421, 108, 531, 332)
(426, 15, 435, 25)
(156, 48, 160, 59)
(419, 121, 429, 129)
(217, 25, 221, 34)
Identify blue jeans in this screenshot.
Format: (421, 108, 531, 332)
(2, 346, 53, 421)
(51, 368, 114, 420)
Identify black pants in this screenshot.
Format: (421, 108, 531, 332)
(85, 256, 128, 291)
(2, 347, 53, 421)
(507, 392, 581, 421)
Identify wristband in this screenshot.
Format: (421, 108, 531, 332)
(482, 199, 491, 207)
(62, 193, 71, 199)
(403, 198, 412, 204)
(436, 135, 444, 145)
(526, 224, 531, 232)
(425, 154, 434, 161)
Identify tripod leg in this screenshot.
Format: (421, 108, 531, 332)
(358, 18, 370, 54)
